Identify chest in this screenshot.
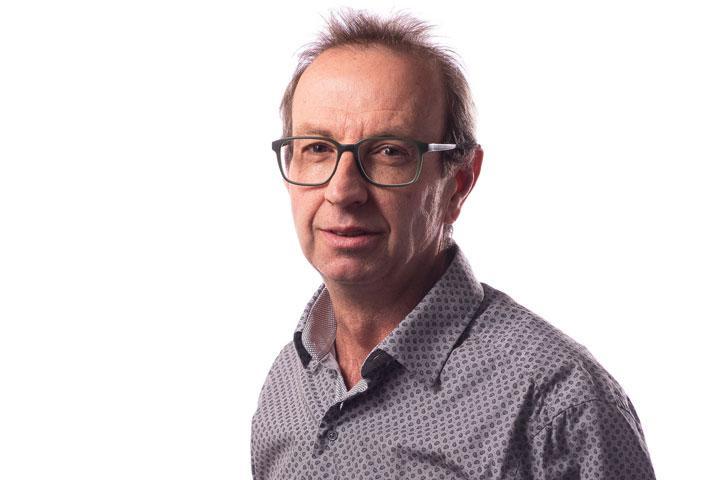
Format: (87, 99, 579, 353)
(252, 364, 531, 479)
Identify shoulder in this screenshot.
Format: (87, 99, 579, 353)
(458, 283, 643, 435)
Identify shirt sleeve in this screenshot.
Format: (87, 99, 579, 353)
(527, 399, 656, 480)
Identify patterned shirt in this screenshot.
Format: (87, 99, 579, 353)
(251, 244, 656, 479)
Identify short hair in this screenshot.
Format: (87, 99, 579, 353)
(279, 8, 477, 176)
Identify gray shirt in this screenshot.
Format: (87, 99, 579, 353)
(251, 244, 655, 479)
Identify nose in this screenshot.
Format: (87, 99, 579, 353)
(324, 150, 369, 207)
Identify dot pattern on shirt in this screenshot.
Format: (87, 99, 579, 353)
(251, 245, 656, 479)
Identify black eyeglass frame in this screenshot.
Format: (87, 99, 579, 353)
(271, 135, 477, 188)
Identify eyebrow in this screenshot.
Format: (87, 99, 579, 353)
(294, 125, 335, 137)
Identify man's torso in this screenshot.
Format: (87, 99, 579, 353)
(251, 246, 654, 479)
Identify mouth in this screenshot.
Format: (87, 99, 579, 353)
(324, 225, 381, 235)
(329, 230, 374, 237)
(320, 227, 382, 248)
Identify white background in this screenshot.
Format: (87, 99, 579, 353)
(1, 0, 718, 478)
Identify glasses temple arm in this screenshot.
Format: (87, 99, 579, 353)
(427, 142, 479, 153)
(427, 143, 456, 152)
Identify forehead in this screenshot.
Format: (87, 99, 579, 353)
(292, 45, 445, 140)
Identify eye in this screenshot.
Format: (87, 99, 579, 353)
(307, 142, 334, 154)
(378, 145, 407, 157)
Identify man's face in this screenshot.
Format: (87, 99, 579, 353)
(288, 45, 465, 289)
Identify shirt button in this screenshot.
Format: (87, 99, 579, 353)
(327, 429, 338, 441)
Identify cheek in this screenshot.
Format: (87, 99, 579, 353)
(413, 185, 447, 235)
(384, 189, 436, 240)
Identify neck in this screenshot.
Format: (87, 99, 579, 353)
(325, 246, 452, 388)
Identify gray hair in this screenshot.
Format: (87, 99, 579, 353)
(279, 8, 477, 176)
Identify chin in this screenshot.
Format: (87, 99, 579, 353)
(315, 257, 384, 286)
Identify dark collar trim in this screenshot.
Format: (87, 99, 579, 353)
(294, 330, 312, 368)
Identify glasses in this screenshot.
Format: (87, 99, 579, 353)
(271, 135, 473, 187)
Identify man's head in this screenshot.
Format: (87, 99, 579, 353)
(277, 10, 483, 290)
(280, 10, 478, 177)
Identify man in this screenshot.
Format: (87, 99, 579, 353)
(252, 10, 655, 479)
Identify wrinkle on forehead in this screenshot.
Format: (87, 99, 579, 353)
(293, 85, 434, 119)
(295, 108, 421, 141)
(297, 106, 415, 115)
(293, 95, 440, 141)
(294, 73, 437, 109)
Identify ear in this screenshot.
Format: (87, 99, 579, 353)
(443, 146, 483, 224)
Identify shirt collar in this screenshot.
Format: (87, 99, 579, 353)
(293, 283, 330, 370)
(293, 244, 485, 384)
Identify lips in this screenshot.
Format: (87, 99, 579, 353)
(324, 226, 380, 236)
(329, 229, 374, 237)
(320, 226, 382, 249)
